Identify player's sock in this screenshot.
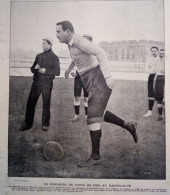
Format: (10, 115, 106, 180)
(84, 106, 88, 116)
(158, 104, 163, 115)
(104, 111, 138, 143)
(90, 130, 101, 160)
(74, 105, 80, 115)
(84, 102, 88, 116)
(104, 111, 124, 127)
(149, 99, 154, 111)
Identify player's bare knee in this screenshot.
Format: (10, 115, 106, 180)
(88, 123, 101, 131)
(84, 102, 88, 108)
(149, 97, 155, 100)
(157, 103, 163, 108)
(74, 97, 80, 105)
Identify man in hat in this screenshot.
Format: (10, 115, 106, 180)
(56, 20, 138, 167)
(20, 37, 60, 131)
(65, 34, 93, 121)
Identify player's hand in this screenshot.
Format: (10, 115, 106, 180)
(65, 69, 71, 79)
(71, 72, 78, 77)
(35, 64, 40, 69)
(106, 76, 115, 89)
(38, 68, 46, 74)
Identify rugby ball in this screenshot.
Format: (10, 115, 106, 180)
(43, 141, 64, 161)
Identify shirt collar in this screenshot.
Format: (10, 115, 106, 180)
(44, 48, 52, 54)
(68, 34, 75, 46)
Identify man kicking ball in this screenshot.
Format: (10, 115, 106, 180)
(56, 21, 138, 167)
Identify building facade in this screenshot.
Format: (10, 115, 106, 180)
(99, 40, 164, 63)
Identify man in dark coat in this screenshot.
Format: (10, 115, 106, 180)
(20, 37, 60, 131)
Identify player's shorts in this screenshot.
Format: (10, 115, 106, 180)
(74, 73, 88, 97)
(148, 73, 156, 98)
(155, 75, 164, 102)
(80, 65, 112, 125)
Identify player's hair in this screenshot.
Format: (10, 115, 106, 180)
(56, 21, 74, 33)
(150, 46, 159, 51)
(160, 48, 164, 51)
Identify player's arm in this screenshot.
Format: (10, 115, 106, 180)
(65, 61, 75, 79)
(77, 38, 115, 89)
(145, 58, 152, 73)
(44, 56, 60, 76)
(30, 55, 39, 73)
(159, 62, 165, 75)
(156, 58, 165, 75)
(78, 38, 111, 78)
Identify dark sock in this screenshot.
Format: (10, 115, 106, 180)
(158, 107, 163, 115)
(84, 106, 88, 115)
(149, 99, 154, 111)
(90, 130, 101, 160)
(74, 105, 80, 115)
(104, 111, 124, 127)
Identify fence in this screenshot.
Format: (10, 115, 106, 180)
(108, 61, 145, 72)
(10, 57, 70, 70)
(10, 58, 146, 73)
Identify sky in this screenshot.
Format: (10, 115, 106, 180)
(10, 0, 165, 54)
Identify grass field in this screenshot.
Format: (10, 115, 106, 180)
(8, 76, 165, 179)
